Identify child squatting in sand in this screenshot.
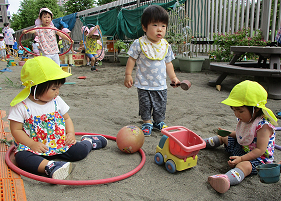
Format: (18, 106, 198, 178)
(203, 80, 278, 193)
(124, 5, 180, 136)
(8, 56, 107, 179)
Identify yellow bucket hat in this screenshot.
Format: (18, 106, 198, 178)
(221, 80, 278, 125)
(10, 56, 71, 107)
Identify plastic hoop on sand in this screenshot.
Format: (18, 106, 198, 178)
(5, 133, 146, 185)
(19, 27, 73, 56)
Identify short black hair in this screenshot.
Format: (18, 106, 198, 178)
(40, 11, 53, 19)
(141, 5, 169, 30)
(31, 78, 65, 98)
(4, 23, 9, 27)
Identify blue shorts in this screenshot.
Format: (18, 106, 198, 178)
(86, 53, 97, 59)
(225, 137, 262, 174)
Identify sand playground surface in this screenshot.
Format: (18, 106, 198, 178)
(1, 58, 281, 200)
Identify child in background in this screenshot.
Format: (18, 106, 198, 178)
(124, 5, 180, 136)
(84, 25, 104, 71)
(32, 36, 40, 56)
(8, 56, 107, 179)
(58, 39, 63, 54)
(2, 22, 15, 51)
(23, 8, 73, 65)
(61, 28, 76, 54)
(204, 80, 277, 193)
(79, 26, 90, 66)
(0, 34, 6, 61)
(13, 38, 18, 55)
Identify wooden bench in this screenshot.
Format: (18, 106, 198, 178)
(209, 62, 281, 99)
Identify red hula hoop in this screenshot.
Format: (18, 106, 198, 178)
(5, 133, 146, 185)
(19, 27, 73, 56)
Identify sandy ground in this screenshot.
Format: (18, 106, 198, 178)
(1, 57, 281, 201)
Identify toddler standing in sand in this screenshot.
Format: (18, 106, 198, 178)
(8, 56, 107, 179)
(23, 8, 72, 65)
(204, 80, 277, 193)
(124, 5, 180, 136)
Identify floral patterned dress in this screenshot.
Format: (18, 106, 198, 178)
(15, 100, 72, 156)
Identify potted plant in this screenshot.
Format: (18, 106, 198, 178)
(166, 4, 205, 73)
(114, 40, 130, 65)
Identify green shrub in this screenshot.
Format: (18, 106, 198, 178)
(209, 28, 267, 62)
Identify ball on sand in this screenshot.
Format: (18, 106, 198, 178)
(116, 125, 145, 153)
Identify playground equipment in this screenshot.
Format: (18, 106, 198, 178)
(154, 126, 206, 173)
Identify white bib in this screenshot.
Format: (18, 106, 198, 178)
(236, 116, 263, 145)
(139, 35, 168, 60)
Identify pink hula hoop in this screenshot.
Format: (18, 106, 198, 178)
(5, 133, 146, 185)
(19, 27, 73, 56)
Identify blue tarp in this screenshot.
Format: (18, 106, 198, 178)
(53, 13, 77, 31)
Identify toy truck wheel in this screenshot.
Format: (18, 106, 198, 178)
(165, 160, 176, 173)
(154, 152, 164, 165)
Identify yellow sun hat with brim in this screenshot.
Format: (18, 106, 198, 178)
(221, 80, 278, 126)
(10, 56, 72, 107)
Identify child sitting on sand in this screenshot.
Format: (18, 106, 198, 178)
(204, 80, 277, 193)
(124, 5, 180, 136)
(8, 56, 107, 179)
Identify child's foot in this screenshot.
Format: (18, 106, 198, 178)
(142, 123, 153, 136)
(208, 174, 230, 193)
(81, 135, 107, 149)
(45, 161, 72, 180)
(91, 66, 97, 71)
(87, 62, 91, 66)
(153, 122, 168, 131)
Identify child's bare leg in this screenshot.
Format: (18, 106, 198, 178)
(38, 159, 49, 173)
(90, 57, 97, 71)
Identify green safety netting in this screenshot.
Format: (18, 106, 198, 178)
(79, 0, 187, 40)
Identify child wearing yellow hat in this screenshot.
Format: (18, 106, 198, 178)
(203, 80, 278, 193)
(8, 56, 107, 180)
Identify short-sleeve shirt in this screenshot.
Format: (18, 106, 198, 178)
(8, 96, 71, 156)
(35, 26, 59, 55)
(85, 36, 102, 55)
(127, 39, 174, 91)
(237, 116, 276, 164)
(2, 27, 15, 45)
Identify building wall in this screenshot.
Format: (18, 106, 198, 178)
(0, 0, 10, 28)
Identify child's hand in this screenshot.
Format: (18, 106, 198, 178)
(65, 133, 76, 145)
(124, 75, 133, 88)
(227, 156, 242, 168)
(29, 141, 48, 153)
(170, 77, 180, 88)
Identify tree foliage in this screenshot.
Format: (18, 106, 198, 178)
(10, 0, 64, 31)
(96, 0, 115, 6)
(64, 0, 95, 15)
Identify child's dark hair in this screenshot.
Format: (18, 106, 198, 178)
(231, 106, 263, 118)
(40, 11, 53, 19)
(31, 78, 65, 97)
(4, 23, 9, 27)
(246, 106, 263, 117)
(141, 5, 169, 30)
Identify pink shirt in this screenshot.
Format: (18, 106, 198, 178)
(35, 26, 59, 55)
